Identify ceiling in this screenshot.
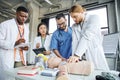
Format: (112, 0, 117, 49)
(0, 0, 100, 22)
(0, 0, 66, 22)
(0, 0, 26, 19)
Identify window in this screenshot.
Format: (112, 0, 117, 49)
(49, 18, 57, 34)
(70, 6, 108, 35)
(49, 6, 108, 35)
(87, 7, 108, 35)
(49, 15, 68, 33)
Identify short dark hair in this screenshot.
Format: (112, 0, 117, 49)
(16, 6, 28, 13)
(56, 13, 65, 20)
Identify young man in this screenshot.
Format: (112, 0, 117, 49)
(0, 6, 29, 80)
(50, 13, 72, 61)
(68, 4, 109, 70)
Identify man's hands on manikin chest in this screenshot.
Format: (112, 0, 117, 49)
(67, 54, 80, 63)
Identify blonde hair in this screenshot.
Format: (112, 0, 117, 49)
(69, 4, 86, 13)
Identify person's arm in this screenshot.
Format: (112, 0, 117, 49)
(43, 34, 52, 55)
(43, 51, 51, 55)
(14, 38, 29, 51)
(33, 37, 41, 49)
(53, 49, 66, 61)
(0, 23, 15, 50)
(50, 33, 66, 61)
(67, 54, 80, 63)
(75, 15, 100, 56)
(68, 15, 100, 62)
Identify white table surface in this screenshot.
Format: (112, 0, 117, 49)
(5, 68, 119, 80)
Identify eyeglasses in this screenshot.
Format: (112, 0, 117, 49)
(57, 22, 65, 27)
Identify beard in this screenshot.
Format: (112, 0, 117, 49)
(59, 25, 66, 30)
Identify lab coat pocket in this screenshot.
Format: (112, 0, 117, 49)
(2, 50, 14, 68)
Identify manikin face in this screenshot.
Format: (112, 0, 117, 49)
(39, 24, 47, 36)
(16, 11, 28, 25)
(70, 12, 84, 24)
(56, 17, 67, 30)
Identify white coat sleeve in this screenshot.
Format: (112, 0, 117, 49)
(0, 23, 15, 49)
(33, 37, 39, 49)
(75, 15, 100, 57)
(44, 35, 50, 51)
(25, 25, 29, 43)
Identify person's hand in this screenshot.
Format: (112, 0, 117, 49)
(43, 51, 51, 55)
(36, 43, 40, 48)
(61, 57, 67, 61)
(14, 39, 25, 46)
(20, 46, 29, 51)
(67, 55, 79, 63)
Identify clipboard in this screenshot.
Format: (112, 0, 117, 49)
(33, 48, 46, 55)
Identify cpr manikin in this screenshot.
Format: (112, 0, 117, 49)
(47, 56, 94, 80)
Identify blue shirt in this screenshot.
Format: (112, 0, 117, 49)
(50, 27, 72, 59)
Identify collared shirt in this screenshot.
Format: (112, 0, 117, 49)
(50, 27, 72, 59)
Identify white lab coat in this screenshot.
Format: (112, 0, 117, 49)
(0, 18, 29, 80)
(72, 14, 109, 70)
(33, 34, 55, 58)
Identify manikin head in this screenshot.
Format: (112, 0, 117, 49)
(47, 56, 62, 68)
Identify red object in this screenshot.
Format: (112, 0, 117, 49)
(17, 72, 38, 76)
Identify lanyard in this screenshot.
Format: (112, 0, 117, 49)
(15, 20, 24, 38)
(41, 37, 46, 48)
